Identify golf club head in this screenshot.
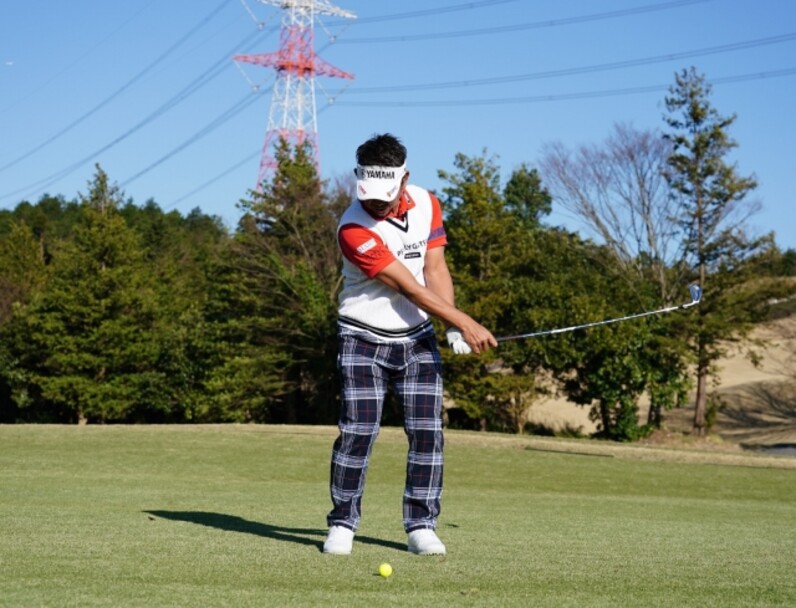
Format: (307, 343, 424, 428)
(688, 284, 703, 305)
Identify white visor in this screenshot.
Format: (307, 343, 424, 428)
(356, 164, 406, 202)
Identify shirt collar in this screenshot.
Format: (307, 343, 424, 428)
(389, 190, 415, 218)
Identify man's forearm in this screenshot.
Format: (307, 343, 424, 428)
(394, 276, 470, 329)
(423, 247, 456, 313)
(423, 266, 455, 310)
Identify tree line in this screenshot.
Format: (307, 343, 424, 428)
(1, 68, 794, 440)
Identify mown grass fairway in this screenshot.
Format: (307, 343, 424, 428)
(1, 425, 794, 607)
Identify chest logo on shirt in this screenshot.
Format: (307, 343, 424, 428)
(396, 239, 427, 259)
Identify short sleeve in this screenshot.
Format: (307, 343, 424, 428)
(427, 192, 447, 249)
(338, 224, 396, 278)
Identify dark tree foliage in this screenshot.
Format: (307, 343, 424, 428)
(224, 139, 344, 424)
(0, 167, 230, 423)
(440, 146, 763, 441)
(0, 110, 791, 438)
(1, 168, 168, 422)
(439, 151, 661, 439)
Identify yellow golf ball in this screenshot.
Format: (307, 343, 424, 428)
(378, 562, 393, 578)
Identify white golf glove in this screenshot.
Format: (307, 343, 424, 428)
(445, 327, 472, 355)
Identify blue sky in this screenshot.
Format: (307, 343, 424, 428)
(2, 0, 795, 249)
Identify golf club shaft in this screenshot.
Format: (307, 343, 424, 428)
(496, 286, 702, 343)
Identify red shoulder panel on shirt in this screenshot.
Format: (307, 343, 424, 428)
(338, 224, 396, 279)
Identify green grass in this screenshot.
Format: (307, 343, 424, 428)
(1, 425, 794, 607)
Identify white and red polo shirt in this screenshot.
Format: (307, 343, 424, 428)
(337, 184, 447, 341)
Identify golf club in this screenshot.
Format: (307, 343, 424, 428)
(496, 284, 703, 343)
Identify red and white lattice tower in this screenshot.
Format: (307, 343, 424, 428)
(234, 0, 355, 191)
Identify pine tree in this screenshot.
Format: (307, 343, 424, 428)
(663, 67, 772, 435)
(1, 166, 168, 422)
(0, 221, 47, 323)
(220, 139, 342, 423)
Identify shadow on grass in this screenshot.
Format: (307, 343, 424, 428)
(718, 380, 796, 445)
(144, 511, 405, 552)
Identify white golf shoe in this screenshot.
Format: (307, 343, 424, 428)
(323, 526, 354, 555)
(407, 529, 446, 555)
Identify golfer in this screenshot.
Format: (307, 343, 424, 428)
(324, 133, 497, 556)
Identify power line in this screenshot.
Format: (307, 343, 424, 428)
(331, 68, 796, 108)
(337, 0, 711, 44)
(330, 32, 796, 94)
(0, 0, 161, 114)
(167, 104, 332, 207)
(168, 150, 260, 210)
(0, 0, 230, 177)
(326, 0, 519, 26)
(121, 91, 265, 188)
(167, 68, 793, 206)
(3, 2, 789, 216)
(0, 28, 271, 204)
(10, 26, 791, 204)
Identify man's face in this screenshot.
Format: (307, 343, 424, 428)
(360, 194, 399, 218)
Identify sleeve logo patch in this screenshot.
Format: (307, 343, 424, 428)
(356, 238, 377, 254)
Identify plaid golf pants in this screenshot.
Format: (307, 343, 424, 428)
(327, 328, 444, 533)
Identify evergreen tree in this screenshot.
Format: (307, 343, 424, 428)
(440, 153, 576, 433)
(0, 195, 83, 251)
(0, 221, 48, 421)
(0, 221, 47, 324)
(0, 167, 171, 422)
(663, 67, 779, 435)
(120, 200, 235, 421)
(439, 152, 535, 430)
(219, 139, 342, 423)
(503, 163, 552, 227)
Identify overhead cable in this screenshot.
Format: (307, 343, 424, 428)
(330, 32, 796, 94)
(0, 0, 230, 176)
(338, 0, 711, 43)
(332, 68, 796, 107)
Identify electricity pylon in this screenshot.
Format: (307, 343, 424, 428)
(234, 0, 355, 191)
